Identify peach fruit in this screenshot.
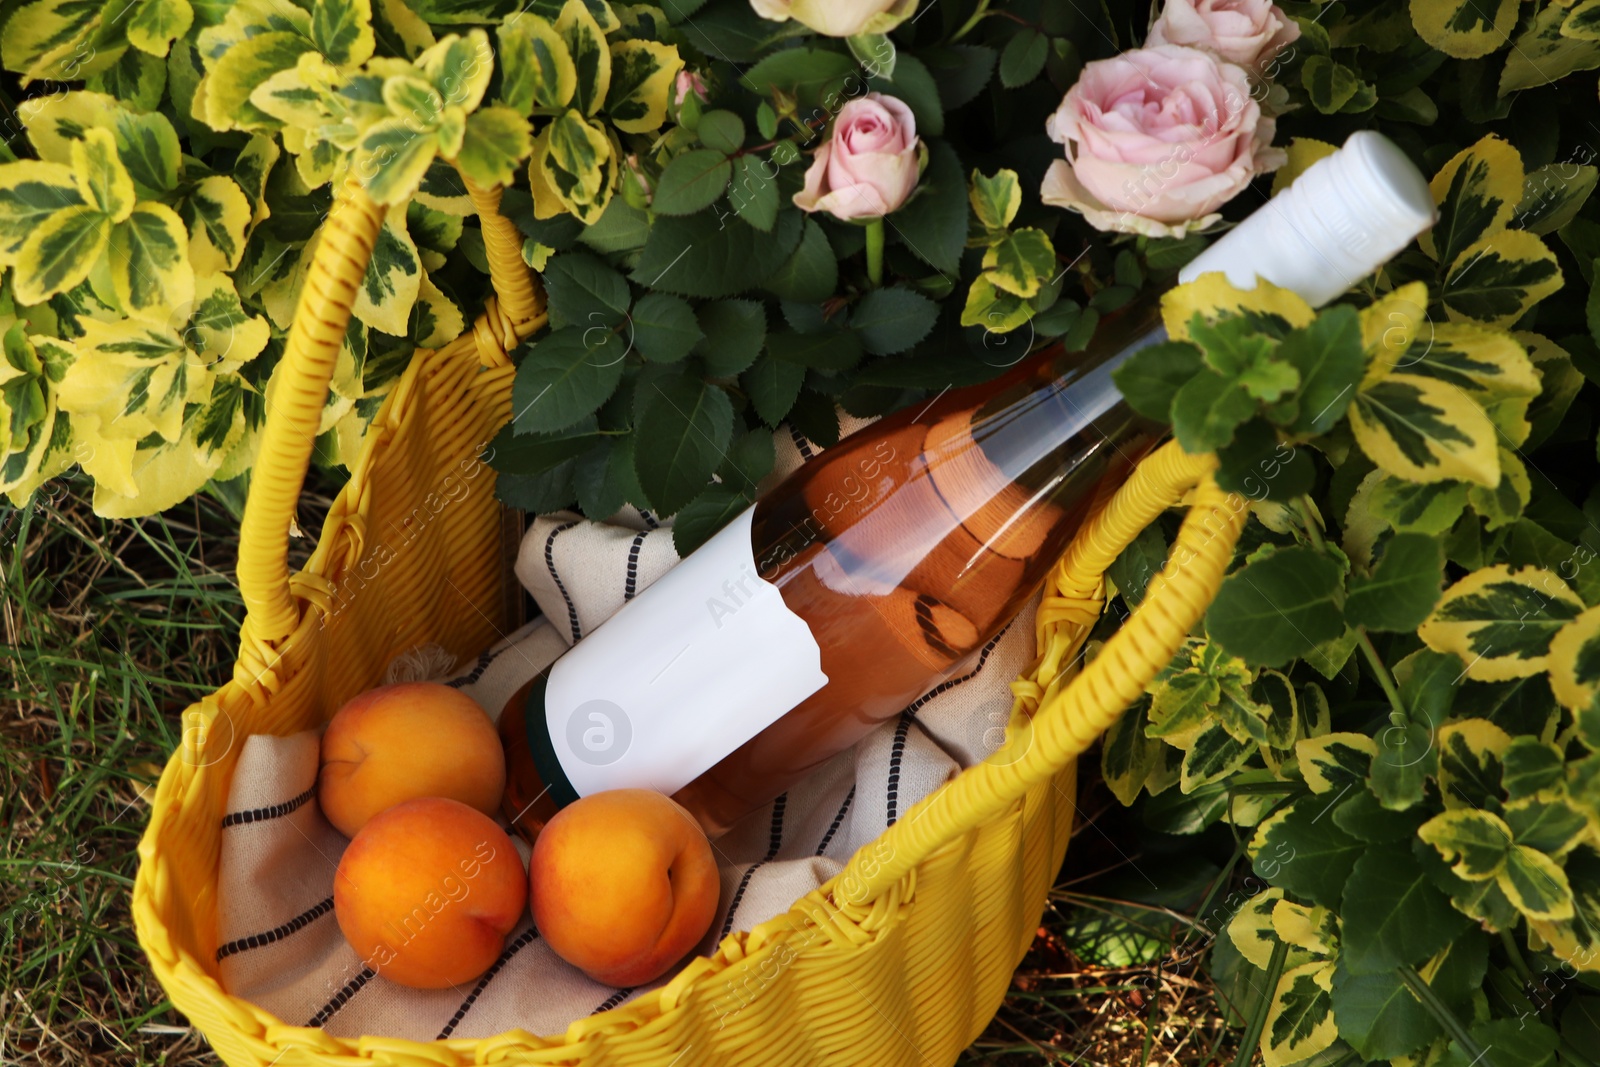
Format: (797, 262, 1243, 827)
(530, 789, 720, 987)
(333, 796, 527, 988)
(319, 682, 505, 838)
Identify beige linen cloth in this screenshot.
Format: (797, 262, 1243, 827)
(214, 416, 1044, 1041)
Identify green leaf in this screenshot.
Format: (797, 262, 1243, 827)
(1279, 305, 1365, 435)
(1207, 547, 1345, 668)
(542, 251, 632, 330)
(742, 352, 805, 426)
(846, 32, 894, 78)
(510, 325, 627, 434)
(1501, 0, 1600, 92)
(1346, 532, 1445, 632)
(728, 155, 779, 233)
(632, 375, 734, 515)
(892, 140, 965, 275)
(652, 149, 732, 217)
(919, 43, 996, 110)
(1102, 701, 1161, 806)
(763, 218, 838, 303)
(630, 292, 703, 363)
(1330, 962, 1440, 1060)
(1340, 845, 1474, 973)
(1215, 421, 1314, 502)
(632, 210, 805, 298)
(767, 328, 862, 373)
(573, 435, 643, 521)
(998, 29, 1047, 88)
(1504, 794, 1587, 854)
(1501, 737, 1565, 798)
(718, 429, 774, 490)
(672, 483, 752, 556)
(1516, 163, 1598, 235)
(696, 299, 766, 376)
(868, 53, 943, 137)
(1253, 798, 1364, 907)
(1370, 720, 1436, 811)
(850, 287, 937, 356)
(739, 47, 858, 111)
(696, 110, 745, 155)
(1112, 341, 1204, 422)
(489, 416, 605, 475)
(1170, 370, 1255, 453)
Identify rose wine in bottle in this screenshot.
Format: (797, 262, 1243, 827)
(501, 131, 1437, 840)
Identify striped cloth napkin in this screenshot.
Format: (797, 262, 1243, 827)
(213, 416, 1044, 1044)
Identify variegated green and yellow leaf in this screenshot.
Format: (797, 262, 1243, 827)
(233, 134, 279, 229)
(604, 38, 682, 133)
(1102, 700, 1161, 806)
(1423, 136, 1523, 264)
(1505, 793, 1588, 856)
(1262, 962, 1338, 1067)
(416, 30, 493, 111)
(0, 162, 83, 267)
(1403, 323, 1540, 402)
(355, 117, 441, 205)
(410, 271, 462, 347)
(1500, 844, 1574, 921)
(1349, 372, 1499, 486)
(188, 273, 272, 370)
(17, 90, 119, 163)
(1440, 229, 1563, 329)
(539, 108, 615, 223)
(557, 0, 612, 117)
(127, 0, 193, 55)
(311, 0, 375, 68)
(1359, 281, 1431, 388)
(180, 175, 251, 276)
(1409, 0, 1518, 61)
(1525, 851, 1600, 972)
(89, 423, 230, 517)
(1180, 723, 1255, 792)
(1, 0, 122, 83)
(982, 228, 1055, 300)
(455, 106, 534, 189)
(1163, 274, 1315, 342)
(250, 56, 342, 129)
(1566, 0, 1600, 39)
(1146, 670, 1220, 746)
(109, 203, 195, 315)
(73, 130, 134, 224)
(12, 206, 110, 307)
(1370, 475, 1469, 535)
(86, 47, 167, 113)
(1501, 0, 1600, 93)
(1296, 732, 1377, 794)
(2, 409, 77, 504)
(1420, 566, 1584, 681)
(1419, 808, 1512, 879)
(960, 275, 1033, 333)
(375, 0, 435, 55)
(1437, 718, 1513, 808)
(1271, 898, 1338, 958)
(58, 317, 196, 447)
(1468, 447, 1530, 529)
(1550, 607, 1600, 711)
(1228, 887, 1285, 969)
(202, 32, 318, 132)
(498, 17, 577, 112)
(351, 214, 421, 336)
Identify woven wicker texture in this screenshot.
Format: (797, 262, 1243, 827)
(132, 176, 1245, 1066)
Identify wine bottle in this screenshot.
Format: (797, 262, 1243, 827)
(501, 130, 1437, 840)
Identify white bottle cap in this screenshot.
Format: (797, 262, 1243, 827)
(1177, 131, 1436, 308)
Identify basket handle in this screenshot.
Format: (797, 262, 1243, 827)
(832, 441, 1246, 911)
(236, 173, 543, 649)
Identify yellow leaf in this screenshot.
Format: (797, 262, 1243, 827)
(1227, 887, 1284, 969)
(1549, 606, 1600, 711)
(72, 129, 134, 223)
(1440, 228, 1564, 330)
(1420, 565, 1584, 681)
(12, 206, 110, 307)
(1161, 273, 1315, 340)
(1271, 138, 1338, 196)
(1358, 281, 1431, 388)
(109, 202, 196, 315)
(1349, 371, 1500, 486)
(1422, 135, 1524, 263)
(1409, 0, 1519, 60)
(0, 160, 82, 268)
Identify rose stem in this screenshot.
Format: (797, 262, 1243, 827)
(865, 218, 885, 288)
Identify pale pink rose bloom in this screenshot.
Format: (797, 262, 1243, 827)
(794, 93, 923, 221)
(1148, 0, 1301, 72)
(673, 70, 707, 108)
(1040, 45, 1283, 238)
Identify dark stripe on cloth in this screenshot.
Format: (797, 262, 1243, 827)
(789, 426, 814, 460)
(592, 987, 636, 1014)
(900, 621, 1012, 720)
(717, 794, 788, 942)
(222, 785, 315, 828)
(815, 786, 855, 856)
(638, 509, 660, 529)
(306, 967, 374, 1027)
(444, 648, 495, 689)
(885, 717, 913, 826)
(217, 896, 334, 961)
(435, 928, 540, 1038)
(624, 531, 648, 601)
(545, 521, 583, 642)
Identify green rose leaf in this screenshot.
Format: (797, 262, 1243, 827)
(632, 375, 734, 515)
(542, 251, 632, 330)
(1278, 305, 1365, 435)
(632, 210, 804, 298)
(652, 149, 732, 217)
(489, 415, 606, 475)
(1207, 547, 1346, 667)
(630, 292, 704, 364)
(739, 47, 858, 111)
(696, 110, 746, 155)
(767, 328, 862, 373)
(696, 299, 767, 377)
(672, 483, 753, 556)
(742, 352, 806, 427)
(998, 29, 1047, 89)
(763, 218, 837, 303)
(510, 325, 627, 435)
(850, 287, 937, 356)
(728, 155, 779, 233)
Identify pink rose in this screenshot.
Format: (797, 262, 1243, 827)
(795, 93, 924, 221)
(1148, 0, 1301, 72)
(1040, 45, 1283, 237)
(673, 70, 707, 108)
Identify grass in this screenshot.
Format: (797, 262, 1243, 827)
(2, 474, 1237, 1066)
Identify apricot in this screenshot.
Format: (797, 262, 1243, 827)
(319, 682, 504, 838)
(333, 796, 527, 989)
(530, 789, 720, 987)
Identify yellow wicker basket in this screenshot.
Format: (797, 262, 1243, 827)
(131, 173, 1246, 1067)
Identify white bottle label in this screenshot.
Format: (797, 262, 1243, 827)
(543, 505, 829, 798)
